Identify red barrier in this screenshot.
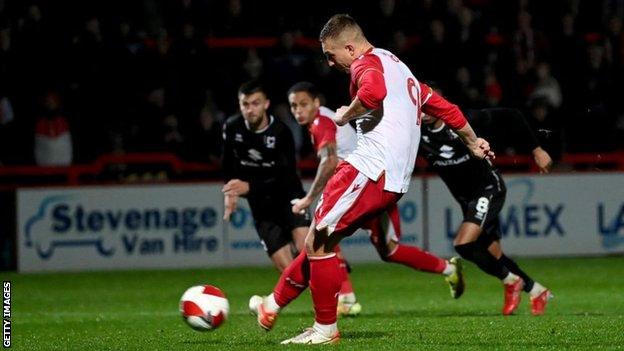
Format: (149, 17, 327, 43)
(0, 152, 623, 190)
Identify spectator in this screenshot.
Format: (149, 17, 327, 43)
(185, 105, 223, 164)
(161, 113, 185, 155)
(530, 62, 563, 109)
(451, 66, 481, 108)
(0, 0, 620, 165)
(484, 69, 503, 107)
(527, 98, 563, 161)
(33, 91, 73, 166)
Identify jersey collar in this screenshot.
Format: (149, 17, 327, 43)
(244, 115, 274, 133)
(429, 122, 446, 133)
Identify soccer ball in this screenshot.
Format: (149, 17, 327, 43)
(179, 285, 229, 331)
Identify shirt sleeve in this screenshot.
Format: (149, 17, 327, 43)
(351, 54, 387, 110)
(312, 117, 337, 153)
(420, 82, 467, 130)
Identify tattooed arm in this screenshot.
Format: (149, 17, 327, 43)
(291, 142, 339, 214)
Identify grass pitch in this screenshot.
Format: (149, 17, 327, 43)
(7, 257, 624, 350)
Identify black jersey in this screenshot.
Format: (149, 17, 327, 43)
(420, 123, 502, 201)
(420, 108, 541, 201)
(222, 115, 306, 207)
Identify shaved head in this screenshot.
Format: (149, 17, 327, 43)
(319, 14, 366, 44)
(319, 14, 372, 73)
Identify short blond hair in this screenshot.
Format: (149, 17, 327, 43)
(319, 14, 364, 42)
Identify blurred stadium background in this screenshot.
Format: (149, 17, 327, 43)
(1, 0, 623, 349)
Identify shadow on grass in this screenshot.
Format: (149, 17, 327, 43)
(361, 310, 502, 318)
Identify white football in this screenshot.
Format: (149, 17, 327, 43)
(179, 285, 229, 331)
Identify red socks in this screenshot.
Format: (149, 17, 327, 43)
(273, 251, 309, 307)
(387, 244, 446, 273)
(309, 254, 342, 324)
(335, 246, 354, 295)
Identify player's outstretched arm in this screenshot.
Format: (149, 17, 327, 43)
(420, 83, 494, 160)
(292, 142, 338, 214)
(454, 124, 495, 160)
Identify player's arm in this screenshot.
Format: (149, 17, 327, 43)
(292, 142, 338, 214)
(334, 56, 387, 126)
(420, 83, 494, 160)
(474, 109, 552, 173)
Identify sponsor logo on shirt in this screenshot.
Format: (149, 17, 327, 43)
(264, 136, 276, 149)
(248, 149, 263, 162)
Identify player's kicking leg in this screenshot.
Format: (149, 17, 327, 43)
(367, 206, 465, 298)
(248, 249, 309, 330)
(282, 163, 400, 345)
(279, 225, 343, 345)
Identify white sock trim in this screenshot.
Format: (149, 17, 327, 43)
(502, 273, 519, 285)
(265, 293, 281, 313)
(529, 282, 547, 297)
(442, 261, 456, 276)
(313, 321, 338, 337)
(338, 292, 356, 304)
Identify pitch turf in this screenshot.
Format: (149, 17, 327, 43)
(6, 257, 624, 350)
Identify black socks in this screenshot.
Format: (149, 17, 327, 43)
(455, 242, 510, 280)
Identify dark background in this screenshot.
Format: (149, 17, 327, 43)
(0, 0, 622, 166)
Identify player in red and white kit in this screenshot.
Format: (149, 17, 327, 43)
(249, 81, 465, 319)
(253, 15, 494, 345)
(289, 82, 464, 301)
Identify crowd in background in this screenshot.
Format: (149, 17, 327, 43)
(0, 0, 623, 167)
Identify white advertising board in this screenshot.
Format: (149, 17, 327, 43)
(17, 184, 225, 272)
(19, 173, 622, 272)
(427, 173, 624, 257)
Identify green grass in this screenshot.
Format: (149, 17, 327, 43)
(6, 257, 624, 350)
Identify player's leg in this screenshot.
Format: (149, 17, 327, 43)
(453, 192, 524, 315)
(249, 209, 312, 330)
(367, 206, 465, 298)
(255, 221, 295, 272)
(291, 226, 307, 253)
(250, 248, 311, 330)
(279, 224, 345, 344)
(372, 205, 446, 273)
(269, 246, 293, 272)
(289, 205, 312, 253)
(334, 244, 361, 317)
(283, 163, 398, 345)
(453, 222, 511, 278)
(485, 237, 553, 315)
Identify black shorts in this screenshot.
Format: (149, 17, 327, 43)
(460, 183, 506, 243)
(250, 201, 311, 256)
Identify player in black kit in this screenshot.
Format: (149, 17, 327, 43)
(222, 80, 311, 271)
(421, 106, 553, 316)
